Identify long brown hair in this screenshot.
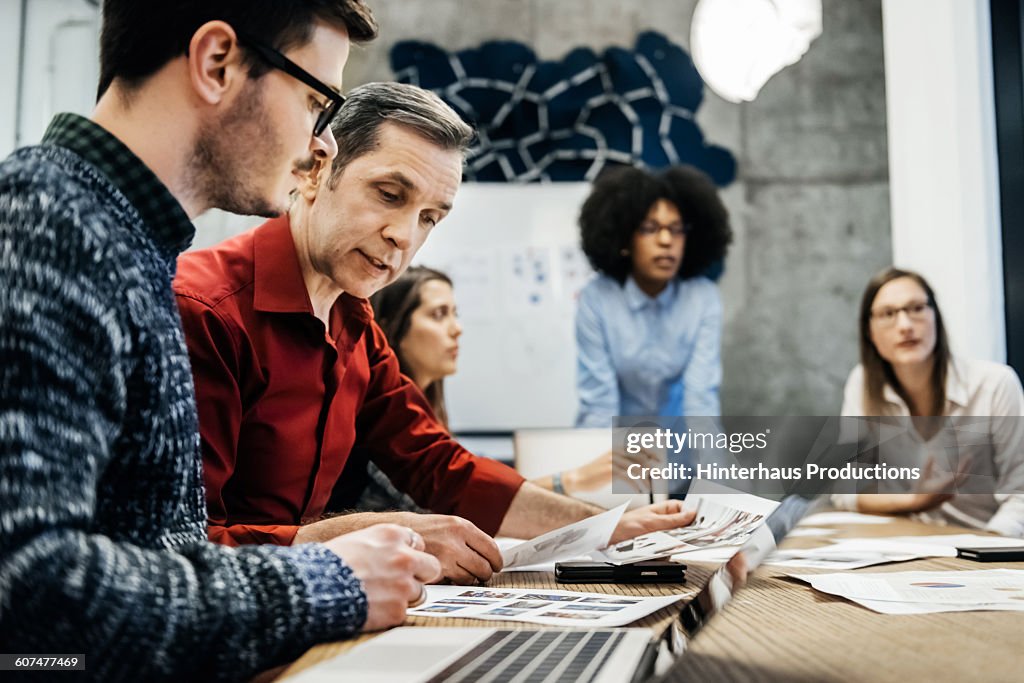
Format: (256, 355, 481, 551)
(370, 266, 453, 428)
(858, 267, 950, 415)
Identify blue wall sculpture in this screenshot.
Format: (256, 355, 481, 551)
(391, 31, 736, 186)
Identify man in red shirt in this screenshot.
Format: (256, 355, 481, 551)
(175, 82, 695, 584)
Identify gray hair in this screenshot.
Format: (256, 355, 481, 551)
(326, 82, 474, 188)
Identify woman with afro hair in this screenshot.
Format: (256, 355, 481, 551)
(575, 165, 732, 427)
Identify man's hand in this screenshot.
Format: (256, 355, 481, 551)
(297, 511, 502, 585)
(323, 524, 442, 632)
(388, 512, 503, 584)
(609, 499, 696, 545)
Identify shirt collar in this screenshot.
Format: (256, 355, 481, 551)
(41, 113, 194, 259)
(624, 275, 678, 312)
(253, 215, 372, 323)
(944, 358, 969, 408)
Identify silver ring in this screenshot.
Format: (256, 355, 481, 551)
(405, 527, 418, 547)
(408, 584, 427, 608)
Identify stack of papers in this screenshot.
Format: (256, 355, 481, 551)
(794, 569, 1024, 614)
(408, 585, 685, 627)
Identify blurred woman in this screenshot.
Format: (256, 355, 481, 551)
(332, 266, 610, 513)
(837, 267, 1024, 537)
(575, 165, 732, 427)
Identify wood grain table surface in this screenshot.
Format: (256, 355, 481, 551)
(266, 518, 1024, 683)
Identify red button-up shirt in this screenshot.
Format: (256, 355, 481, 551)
(173, 216, 524, 546)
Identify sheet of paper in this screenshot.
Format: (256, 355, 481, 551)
(768, 551, 921, 570)
(876, 534, 1024, 551)
(821, 597, 1024, 615)
(668, 546, 738, 563)
(765, 538, 948, 569)
(500, 503, 627, 570)
(493, 538, 590, 573)
(794, 569, 1024, 610)
(771, 534, 1024, 569)
(788, 527, 837, 538)
(408, 585, 685, 628)
(800, 512, 894, 526)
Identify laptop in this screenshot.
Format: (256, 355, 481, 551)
(286, 494, 819, 683)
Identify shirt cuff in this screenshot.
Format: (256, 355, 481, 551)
(830, 493, 858, 511)
(985, 499, 1024, 538)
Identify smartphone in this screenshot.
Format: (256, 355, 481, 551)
(956, 546, 1024, 562)
(554, 560, 686, 584)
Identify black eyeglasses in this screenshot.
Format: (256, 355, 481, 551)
(236, 31, 345, 137)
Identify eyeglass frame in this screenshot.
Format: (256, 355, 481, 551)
(635, 220, 692, 238)
(235, 31, 345, 137)
(869, 300, 934, 328)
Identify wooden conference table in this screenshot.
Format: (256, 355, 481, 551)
(270, 518, 1023, 683)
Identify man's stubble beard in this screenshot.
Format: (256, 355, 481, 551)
(190, 81, 291, 218)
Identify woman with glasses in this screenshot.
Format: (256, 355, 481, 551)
(837, 267, 1024, 536)
(575, 165, 732, 428)
(331, 266, 614, 512)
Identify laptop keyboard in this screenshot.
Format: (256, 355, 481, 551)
(426, 629, 626, 683)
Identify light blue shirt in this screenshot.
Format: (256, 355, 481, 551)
(575, 274, 722, 427)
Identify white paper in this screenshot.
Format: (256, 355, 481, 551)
(668, 546, 738, 563)
(493, 538, 589, 573)
(788, 527, 837, 538)
(500, 503, 627, 570)
(770, 534, 1024, 569)
(766, 538, 950, 569)
(793, 569, 1024, 613)
(768, 551, 921, 570)
(800, 512, 894, 526)
(876, 534, 1024, 552)
(408, 585, 685, 627)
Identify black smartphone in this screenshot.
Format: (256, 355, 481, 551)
(554, 560, 686, 583)
(956, 546, 1024, 562)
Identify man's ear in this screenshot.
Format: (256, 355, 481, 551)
(298, 157, 330, 201)
(187, 21, 245, 105)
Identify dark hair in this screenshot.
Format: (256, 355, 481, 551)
(326, 82, 475, 188)
(858, 267, 950, 415)
(578, 165, 732, 283)
(370, 266, 454, 428)
(97, 0, 378, 99)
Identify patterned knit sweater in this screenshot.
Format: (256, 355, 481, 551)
(0, 132, 367, 680)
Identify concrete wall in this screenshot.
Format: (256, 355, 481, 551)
(345, 0, 893, 416)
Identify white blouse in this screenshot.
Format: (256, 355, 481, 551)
(835, 357, 1024, 537)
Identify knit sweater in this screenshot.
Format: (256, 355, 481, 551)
(0, 115, 368, 681)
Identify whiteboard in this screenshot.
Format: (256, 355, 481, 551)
(414, 182, 595, 431)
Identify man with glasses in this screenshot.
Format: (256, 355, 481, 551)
(175, 81, 699, 588)
(0, 3, 442, 681)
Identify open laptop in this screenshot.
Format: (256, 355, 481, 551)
(285, 494, 819, 683)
